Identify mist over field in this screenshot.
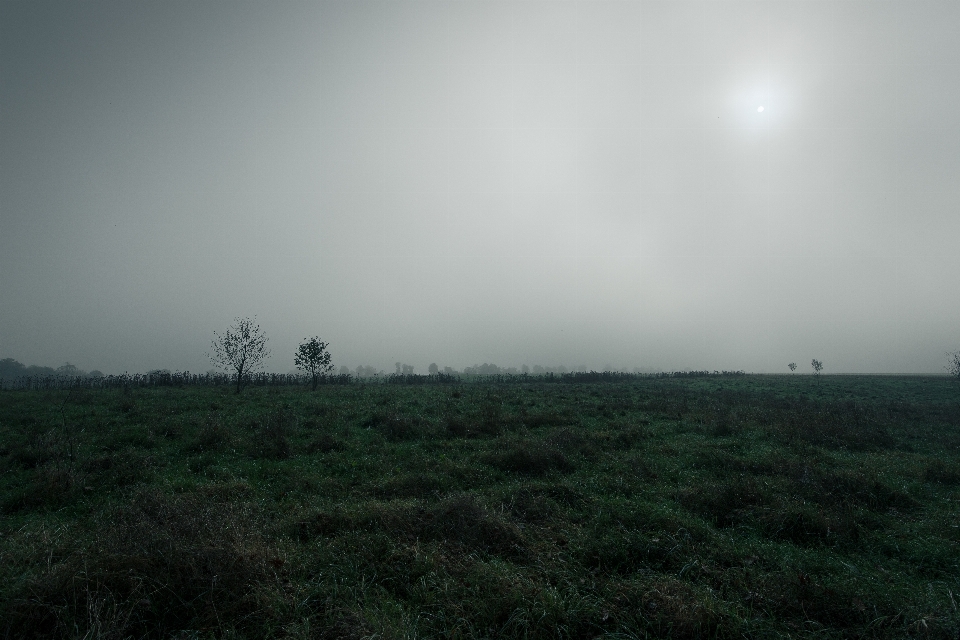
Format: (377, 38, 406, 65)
(2, 1, 959, 376)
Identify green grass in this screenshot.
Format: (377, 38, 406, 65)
(1, 375, 958, 638)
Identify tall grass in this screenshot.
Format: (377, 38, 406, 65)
(1, 375, 958, 638)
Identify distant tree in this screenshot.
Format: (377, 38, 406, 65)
(339, 365, 350, 376)
(788, 362, 797, 372)
(464, 363, 502, 376)
(88, 370, 104, 378)
(395, 362, 402, 375)
(295, 337, 334, 390)
(521, 364, 530, 374)
(148, 369, 171, 382)
(57, 363, 85, 378)
(0, 358, 26, 380)
(811, 359, 823, 384)
(428, 363, 439, 375)
(947, 350, 960, 383)
(401, 364, 415, 375)
(208, 317, 270, 393)
(26, 364, 57, 377)
(356, 365, 380, 378)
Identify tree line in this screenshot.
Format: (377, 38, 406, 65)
(0, 359, 104, 383)
(9, 316, 954, 392)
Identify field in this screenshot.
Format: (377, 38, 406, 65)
(1, 374, 959, 639)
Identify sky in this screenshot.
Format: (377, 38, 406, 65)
(2, 0, 959, 375)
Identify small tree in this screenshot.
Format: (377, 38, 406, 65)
(947, 350, 960, 383)
(428, 363, 439, 375)
(811, 359, 823, 384)
(295, 337, 334, 390)
(208, 317, 270, 393)
(788, 362, 797, 372)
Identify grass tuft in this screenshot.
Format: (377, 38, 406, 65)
(482, 441, 575, 476)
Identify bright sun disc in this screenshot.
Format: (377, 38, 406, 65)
(757, 106, 764, 112)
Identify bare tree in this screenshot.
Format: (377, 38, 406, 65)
(788, 362, 797, 372)
(811, 359, 823, 384)
(295, 337, 334, 391)
(208, 317, 270, 393)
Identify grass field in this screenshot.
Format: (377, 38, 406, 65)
(1, 374, 958, 638)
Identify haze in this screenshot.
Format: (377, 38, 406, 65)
(2, 1, 958, 375)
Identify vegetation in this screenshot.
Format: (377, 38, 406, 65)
(1, 374, 958, 638)
(0, 358, 104, 385)
(295, 337, 335, 391)
(947, 350, 960, 383)
(812, 359, 824, 385)
(208, 317, 271, 393)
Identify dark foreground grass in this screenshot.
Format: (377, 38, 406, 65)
(1, 375, 959, 638)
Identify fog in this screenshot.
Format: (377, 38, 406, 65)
(2, 1, 958, 375)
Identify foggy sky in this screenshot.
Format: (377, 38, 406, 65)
(2, 1, 959, 375)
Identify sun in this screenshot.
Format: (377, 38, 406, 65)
(724, 74, 794, 128)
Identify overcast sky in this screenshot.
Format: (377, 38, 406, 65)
(2, 1, 958, 375)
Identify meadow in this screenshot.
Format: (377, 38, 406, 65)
(1, 374, 958, 639)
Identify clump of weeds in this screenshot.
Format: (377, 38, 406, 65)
(187, 412, 230, 453)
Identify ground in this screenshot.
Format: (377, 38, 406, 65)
(1, 374, 958, 638)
